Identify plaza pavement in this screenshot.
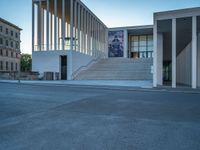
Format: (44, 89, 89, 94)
(0, 82, 200, 150)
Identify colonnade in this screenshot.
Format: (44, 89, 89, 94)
(153, 16, 198, 89)
(32, 0, 108, 58)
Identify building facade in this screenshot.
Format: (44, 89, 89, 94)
(32, 0, 108, 80)
(0, 18, 21, 74)
(32, 0, 200, 88)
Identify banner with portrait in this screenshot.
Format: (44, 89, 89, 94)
(108, 30, 124, 57)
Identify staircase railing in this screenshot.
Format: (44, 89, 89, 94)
(71, 56, 102, 80)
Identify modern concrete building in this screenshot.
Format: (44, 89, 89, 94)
(0, 18, 21, 75)
(32, 0, 108, 80)
(153, 8, 200, 89)
(32, 0, 200, 88)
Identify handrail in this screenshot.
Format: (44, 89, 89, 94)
(71, 55, 102, 80)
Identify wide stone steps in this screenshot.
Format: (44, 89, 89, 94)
(75, 58, 153, 80)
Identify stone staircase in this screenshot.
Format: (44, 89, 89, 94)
(75, 58, 153, 80)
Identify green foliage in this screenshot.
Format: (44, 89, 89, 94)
(20, 54, 32, 72)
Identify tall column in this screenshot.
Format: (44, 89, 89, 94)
(192, 16, 197, 89)
(41, 8, 44, 50)
(58, 19, 60, 49)
(46, 0, 49, 51)
(77, 3, 80, 52)
(37, 0, 42, 51)
(172, 18, 177, 88)
(70, 0, 74, 50)
(153, 20, 158, 87)
(84, 9, 86, 54)
(124, 29, 128, 58)
(74, 1, 77, 51)
(32, 2, 35, 52)
(81, 7, 83, 53)
(54, 0, 57, 50)
(91, 17, 94, 56)
(68, 0, 74, 80)
(62, 0, 65, 51)
(50, 13, 53, 50)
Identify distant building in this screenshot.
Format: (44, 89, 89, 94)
(0, 17, 22, 74)
(32, 0, 200, 89)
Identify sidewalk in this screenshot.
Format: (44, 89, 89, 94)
(0, 80, 153, 88)
(1, 79, 200, 94)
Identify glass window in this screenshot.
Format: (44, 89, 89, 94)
(147, 35, 153, 46)
(139, 41, 146, 46)
(147, 45, 153, 51)
(6, 40, 8, 46)
(11, 31, 13, 36)
(139, 36, 146, 41)
(0, 38, 3, 45)
(6, 62, 8, 70)
(16, 42, 19, 49)
(0, 61, 3, 70)
(0, 26, 2, 32)
(11, 62, 13, 71)
(11, 41, 13, 48)
(15, 33, 18, 38)
(0, 49, 3, 56)
(6, 28, 8, 34)
(131, 46, 139, 52)
(132, 36, 138, 41)
(139, 46, 147, 52)
(6, 50, 8, 57)
(16, 63, 18, 71)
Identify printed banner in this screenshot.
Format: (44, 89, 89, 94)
(108, 30, 124, 57)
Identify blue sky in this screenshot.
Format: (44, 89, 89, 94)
(0, 0, 199, 54)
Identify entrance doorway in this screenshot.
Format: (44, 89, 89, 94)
(60, 56, 67, 80)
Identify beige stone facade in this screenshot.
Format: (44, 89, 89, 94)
(0, 18, 21, 73)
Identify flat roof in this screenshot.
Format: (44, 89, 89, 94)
(154, 7, 200, 20)
(109, 25, 153, 30)
(0, 17, 22, 31)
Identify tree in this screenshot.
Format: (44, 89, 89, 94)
(20, 54, 32, 72)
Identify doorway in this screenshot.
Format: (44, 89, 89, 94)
(60, 55, 67, 80)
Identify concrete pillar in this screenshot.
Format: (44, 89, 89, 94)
(77, 3, 80, 52)
(157, 33, 163, 85)
(84, 9, 86, 54)
(54, 0, 57, 50)
(172, 18, 177, 88)
(41, 8, 44, 50)
(58, 19, 60, 49)
(32, 2, 35, 52)
(50, 13, 53, 50)
(62, 0, 65, 51)
(81, 7, 83, 53)
(198, 32, 200, 87)
(153, 20, 158, 87)
(91, 17, 94, 56)
(192, 16, 197, 89)
(124, 29, 128, 58)
(74, 1, 77, 51)
(68, 0, 74, 80)
(46, 0, 49, 51)
(37, 0, 42, 51)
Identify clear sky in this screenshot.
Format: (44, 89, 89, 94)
(0, 0, 199, 54)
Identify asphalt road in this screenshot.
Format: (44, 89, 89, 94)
(0, 82, 200, 150)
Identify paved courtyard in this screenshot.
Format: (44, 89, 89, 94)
(0, 82, 200, 150)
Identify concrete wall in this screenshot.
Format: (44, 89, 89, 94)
(176, 43, 192, 85)
(71, 51, 96, 73)
(32, 50, 96, 80)
(32, 51, 68, 77)
(198, 32, 200, 87)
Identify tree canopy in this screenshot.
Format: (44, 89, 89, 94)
(20, 54, 32, 72)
